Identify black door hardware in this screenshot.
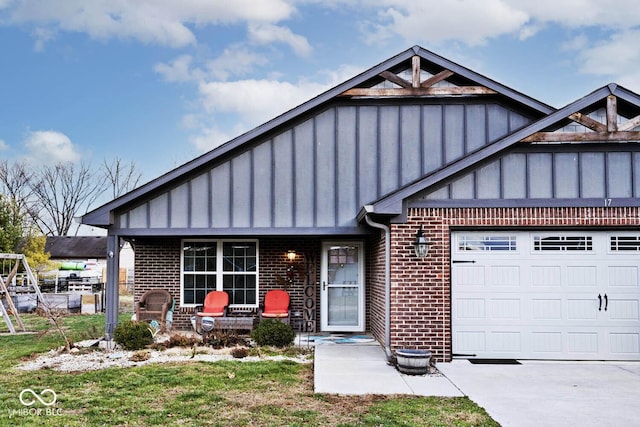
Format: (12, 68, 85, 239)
(604, 294, 608, 311)
(598, 294, 602, 311)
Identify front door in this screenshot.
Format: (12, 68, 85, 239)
(320, 242, 365, 332)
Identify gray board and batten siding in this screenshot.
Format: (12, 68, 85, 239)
(117, 100, 535, 234)
(411, 144, 640, 207)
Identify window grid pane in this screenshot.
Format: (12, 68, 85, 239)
(223, 275, 257, 305)
(183, 241, 258, 306)
(533, 236, 593, 251)
(610, 236, 640, 251)
(183, 242, 217, 272)
(182, 274, 217, 305)
(223, 242, 257, 272)
(458, 235, 517, 251)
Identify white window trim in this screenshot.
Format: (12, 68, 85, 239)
(180, 239, 259, 308)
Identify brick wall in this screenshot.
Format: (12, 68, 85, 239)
(258, 237, 321, 326)
(391, 206, 640, 362)
(133, 238, 184, 327)
(367, 229, 387, 346)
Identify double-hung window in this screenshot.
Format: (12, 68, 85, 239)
(182, 240, 258, 307)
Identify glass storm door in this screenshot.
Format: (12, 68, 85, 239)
(320, 242, 365, 332)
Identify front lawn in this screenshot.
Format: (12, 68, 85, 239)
(0, 313, 498, 426)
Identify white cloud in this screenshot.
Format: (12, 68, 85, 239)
(206, 47, 269, 81)
(348, 0, 640, 90)
(511, 1, 640, 29)
(363, 0, 529, 46)
(155, 47, 271, 84)
(153, 55, 205, 82)
(190, 126, 236, 153)
(0, 138, 8, 151)
(561, 34, 589, 52)
(248, 23, 312, 56)
(6, 0, 297, 48)
(31, 27, 56, 51)
(198, 78, 329, 127)
(23, 130, 81, 164)
(183, 63, 362, 152)
(180, 114, 200, 130)
(352, 0, 640, 46)
(577, 29, 640, 89)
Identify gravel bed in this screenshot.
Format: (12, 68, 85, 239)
(16, 344, 311, 372)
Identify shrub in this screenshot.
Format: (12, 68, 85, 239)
(129, 350, 151, 362)
(150, 333, 202, 350)
(113, 320, 153, 350)
(206, 329, 249, 349)
(251, 319, 295, 347)
(231, 346, 249, 359)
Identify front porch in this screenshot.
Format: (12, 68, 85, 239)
(123, 235, 385, 345)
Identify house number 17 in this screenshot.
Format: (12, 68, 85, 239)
(604, 198, 612, 207)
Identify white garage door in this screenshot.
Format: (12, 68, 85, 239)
(452, 231, 640, 360)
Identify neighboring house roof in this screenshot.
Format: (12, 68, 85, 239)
(82, 45, 556, 228)
(369, 83, 640, 215)
(45, 236, 108, 259)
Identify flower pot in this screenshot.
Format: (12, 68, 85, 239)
(396, 349, 431, 375)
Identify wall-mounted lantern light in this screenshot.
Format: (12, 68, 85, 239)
(413, 225, 429, 258)
(287, 250, 297, 263)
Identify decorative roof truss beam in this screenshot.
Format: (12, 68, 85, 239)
(522, 95, 640, 142)
(522, 131, 640, 142)
(568, 112, 607, 132)
(618, 114, 640, 131)
(340, 55, 496, 97)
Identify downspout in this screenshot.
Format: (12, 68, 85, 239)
(363, 208, 392, 360)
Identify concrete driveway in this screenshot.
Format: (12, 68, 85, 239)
(438, 360, 640, 427)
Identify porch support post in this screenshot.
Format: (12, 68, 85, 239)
(104, 234, 120, 340)
(363, 209, 392, 360)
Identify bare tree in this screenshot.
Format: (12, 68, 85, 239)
(0, 160, 34, 214)
(30, 162, 107, 236)
(102, 156, 142, 199)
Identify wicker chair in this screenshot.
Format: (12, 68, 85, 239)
(135, 289, 173, 328)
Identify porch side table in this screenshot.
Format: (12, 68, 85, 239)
(213, 316, 256, 331)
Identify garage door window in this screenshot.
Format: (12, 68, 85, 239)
(458, 235, 516, 251)
(533, 235, 592, 251)
(610, 235, 640, 251)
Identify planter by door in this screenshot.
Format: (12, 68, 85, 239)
(396, 349, 432, 375)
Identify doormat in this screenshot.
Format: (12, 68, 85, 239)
(468, 359, 521, 365)
(303, 334, 375, 344)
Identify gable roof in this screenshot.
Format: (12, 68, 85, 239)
(369, 83, 640, 215)
(45, 236, 108, 259)
(83, 45, 555, 227)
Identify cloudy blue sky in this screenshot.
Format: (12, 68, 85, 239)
(1, 0, 639, 184)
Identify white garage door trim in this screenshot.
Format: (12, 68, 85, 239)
(452, 231, 640, 361)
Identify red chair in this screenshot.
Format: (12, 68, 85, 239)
(196, 291, 229, 318)
(194, 291, 229, 335)
(259, 290, 291, 323)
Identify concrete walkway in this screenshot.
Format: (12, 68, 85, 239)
(314, 343, 640, 427)
(313, 343, 462, 396)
